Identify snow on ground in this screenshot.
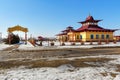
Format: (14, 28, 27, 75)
(0, 41, 34, 51)
(0, 42, 120, 80)
(0, 43, 12, 50)
(0, 55, 120, 80)
(17, 41, 34, 50)
(0, 41, 120, 51)
(0, 67, 113, 80)
(18, 42, 120, 50)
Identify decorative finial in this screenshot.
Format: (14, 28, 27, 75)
(89, 13, 91, 16)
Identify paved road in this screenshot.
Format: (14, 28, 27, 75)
(0, 47, 120, 61)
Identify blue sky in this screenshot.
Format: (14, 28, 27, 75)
(0, 0, 120, 38)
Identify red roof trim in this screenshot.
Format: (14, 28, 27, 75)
(56, 33, 67, 36)
(76, 29, 115, 32)
(78, 15, 102, 24)
(78, 20, 102, 24)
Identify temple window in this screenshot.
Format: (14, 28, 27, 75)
(96, 34, 99, 39)
(65, 37, 67, 41)
(80, 35, 82, 39)
(106, 35, 109, 39)
(82, 21, 98, 26)
(86, 22, 98, 25)
(101, 35, 104, 39)
(77, 35, 79, 39)
(90, 34, 94, 39)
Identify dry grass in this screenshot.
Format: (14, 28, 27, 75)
(115, 65, 120, 72)
(101, 72, 117, 78)
(110, 73, 118, 77)
(0, 57, 114, 69)
(100, 64, 120, 78)
(100, 73, 108, 77)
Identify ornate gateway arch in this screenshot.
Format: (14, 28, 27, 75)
(7, 25, 28, 44)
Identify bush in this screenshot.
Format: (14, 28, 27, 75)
(39, 41, 42, 46)
(50, 42, 54, 46)
(61, 42, 65, 46)
(81, 41, 84, 45)
(90, 41, 93, 45)
(4, 33, 20, 44)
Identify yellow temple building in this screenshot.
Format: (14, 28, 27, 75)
(56, 15, 116, 42)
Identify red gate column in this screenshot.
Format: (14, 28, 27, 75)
(8, 33, 11, 45)
(25, 32, 27, 44)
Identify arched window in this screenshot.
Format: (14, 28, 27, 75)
(65, 37, 68, 41)
(96, 34, 99, 39)
(101, 35, 104, 39)
(90, 34, 94, 39)
(106, 35, 109, 39)
(77, 35, 79, 39)
(80, 35, 82, 39)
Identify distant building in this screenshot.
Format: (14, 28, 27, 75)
(56, 26, 76, 42)
(56, 15, 116, 42)
(114, 36, 120, 41)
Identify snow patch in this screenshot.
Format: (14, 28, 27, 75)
(0, 43, 12, 50)
(0, 67, 119, 80)
(18, 41, 34, 50)
(57, 64, 75, 72)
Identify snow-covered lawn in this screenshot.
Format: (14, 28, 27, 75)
(0, 41, 120, 51)
(0, 42, 34, 51)
(0, 55, 120, 80)
(0, 42, 120, 80)
(0, 43, 13, 50)
(18, 42, 120, 50)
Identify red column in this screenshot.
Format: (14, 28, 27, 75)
(8, 33, 12, 45)
(72, 34, 73, 42)
(25, 32, 27, 44)
(8, 33, 11, 45)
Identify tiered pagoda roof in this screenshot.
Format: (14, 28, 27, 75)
(79, 16, 102, 24)
(56, 15, 116, 36)
(56, 26, 75, 36)
(61, 26, 76, 32)
(76, 15, 116, 32)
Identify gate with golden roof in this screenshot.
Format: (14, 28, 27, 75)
(7, 25, 28, 44)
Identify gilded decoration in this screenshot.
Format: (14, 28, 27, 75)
(8, 25, 28, 33)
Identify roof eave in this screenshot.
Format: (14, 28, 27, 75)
(78, 20, 102, 24)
